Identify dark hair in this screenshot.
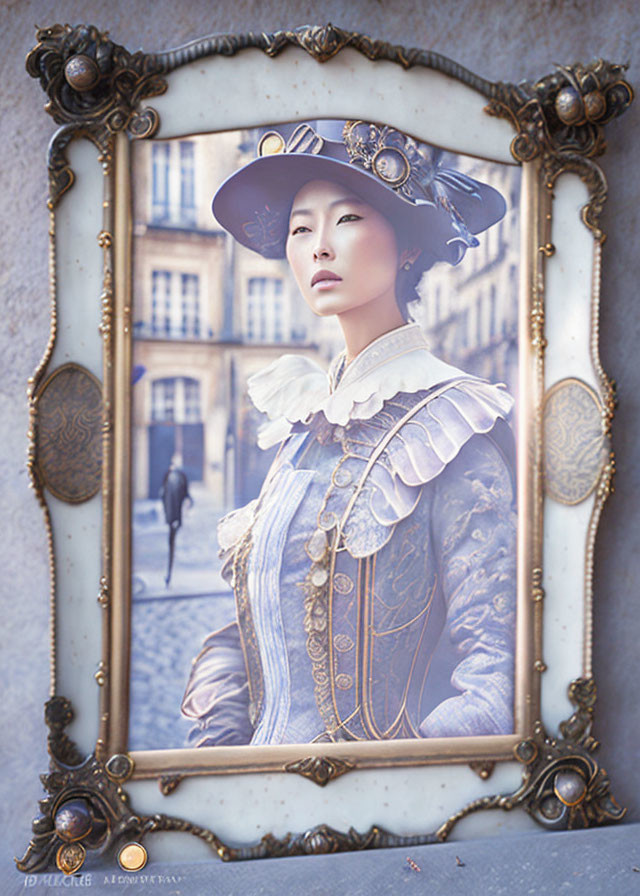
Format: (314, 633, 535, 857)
(395, 250, 428, 322)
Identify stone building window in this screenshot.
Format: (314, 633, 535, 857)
(151, 377, 201, 423)
(151, 140, 196, 227)
(151, 270, 201, 338)
(246, 276, 285, 342)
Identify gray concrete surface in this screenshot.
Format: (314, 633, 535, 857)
(4, 823, 640, 896)
(2, 0, 639, 886)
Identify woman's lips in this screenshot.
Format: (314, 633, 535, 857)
(311, 270, 342, 288)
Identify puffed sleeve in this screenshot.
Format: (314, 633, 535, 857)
(181, 621, 254, 746)
(419, 430, 517, 738)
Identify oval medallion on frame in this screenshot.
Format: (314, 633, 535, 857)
(543, 377, 607, 505)
(34, 363, 102, 503)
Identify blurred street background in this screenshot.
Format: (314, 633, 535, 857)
(129, 484, 235, 750)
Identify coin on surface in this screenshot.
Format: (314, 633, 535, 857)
(118, 841, 148, 872)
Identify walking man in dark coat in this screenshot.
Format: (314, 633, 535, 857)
(160, 457, 193, 586)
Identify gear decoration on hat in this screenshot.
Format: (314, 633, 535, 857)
(341, 120, 483, 213)
(343, 121, 433, 201)
(217, 115, 501, 267)
(342, 120, 482, 257)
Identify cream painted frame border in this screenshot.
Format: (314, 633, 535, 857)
(20, 25, 631, 871)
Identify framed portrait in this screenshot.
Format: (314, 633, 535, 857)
(19, 23, 633, 875)
(127, 123, 521, 760)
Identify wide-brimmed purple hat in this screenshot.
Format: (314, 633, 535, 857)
(212, 120, 506, 272)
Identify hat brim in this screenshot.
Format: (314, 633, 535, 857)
(212, 153, 506, 266)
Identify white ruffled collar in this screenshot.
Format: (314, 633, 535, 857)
(248, 324, 471, 449)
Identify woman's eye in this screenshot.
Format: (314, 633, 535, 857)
(290, 224, 311, 236)
(338, 213, 362, 224)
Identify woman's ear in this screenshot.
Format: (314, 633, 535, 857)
(398, 247, 422, 271)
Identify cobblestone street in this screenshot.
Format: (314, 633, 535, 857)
(129, 592, 235, 750)
(131, 484, 227, 599)
(129, 486, 236, 750)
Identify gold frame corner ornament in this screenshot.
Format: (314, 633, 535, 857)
(16, 682, 625, 872)
(486, 60, 633, 241)
(26, 24, 633, 227)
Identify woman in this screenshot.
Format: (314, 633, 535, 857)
(181, 120, 517, 746)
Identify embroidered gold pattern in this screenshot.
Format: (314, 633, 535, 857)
(232, 530, 264, 727)
(333, 573, 354, 595)
(302, 545, 340, 735)
(334, 633, 355, 651)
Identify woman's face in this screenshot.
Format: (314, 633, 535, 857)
(285, 179, 400, 318)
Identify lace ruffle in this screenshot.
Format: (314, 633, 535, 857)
(340, 381, 514, 557)
(248, 325, 467, 449)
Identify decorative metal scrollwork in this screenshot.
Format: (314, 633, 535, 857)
(26, 24, 167, 206)
(26, 24, 166, 136)
(436, 678, 625, 839)
(486, 60, 633, 240)
(284, 756, 355, 786)
(514, 678, 625, 829)
(469, 760, 496, 780)
(28, 23, 632, 222)
(16, 697, 119, 875)
(21, 22, 632, 877)
(17, 681, 625, 873)
(159, 774, 184, 796)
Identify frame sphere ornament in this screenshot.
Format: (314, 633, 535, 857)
(16, 680, 625, 872)
(486, 59, 633, 240)
(63, 54, 101, 92)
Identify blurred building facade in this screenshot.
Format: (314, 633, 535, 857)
(132, 130, 342, 508)
(413, 158, 520, 397)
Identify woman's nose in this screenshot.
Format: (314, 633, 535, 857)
(313, 244, 334, 261)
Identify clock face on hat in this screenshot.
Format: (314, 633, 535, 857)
(372, 146, 411, 187)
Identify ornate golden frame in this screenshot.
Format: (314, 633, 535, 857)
(18, 23, 632, 876)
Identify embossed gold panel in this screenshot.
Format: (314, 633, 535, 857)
(33, 363, 102, 503)
(543, 377, 607, 505)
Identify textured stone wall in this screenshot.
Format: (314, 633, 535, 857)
(2, 0, 638, 869)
